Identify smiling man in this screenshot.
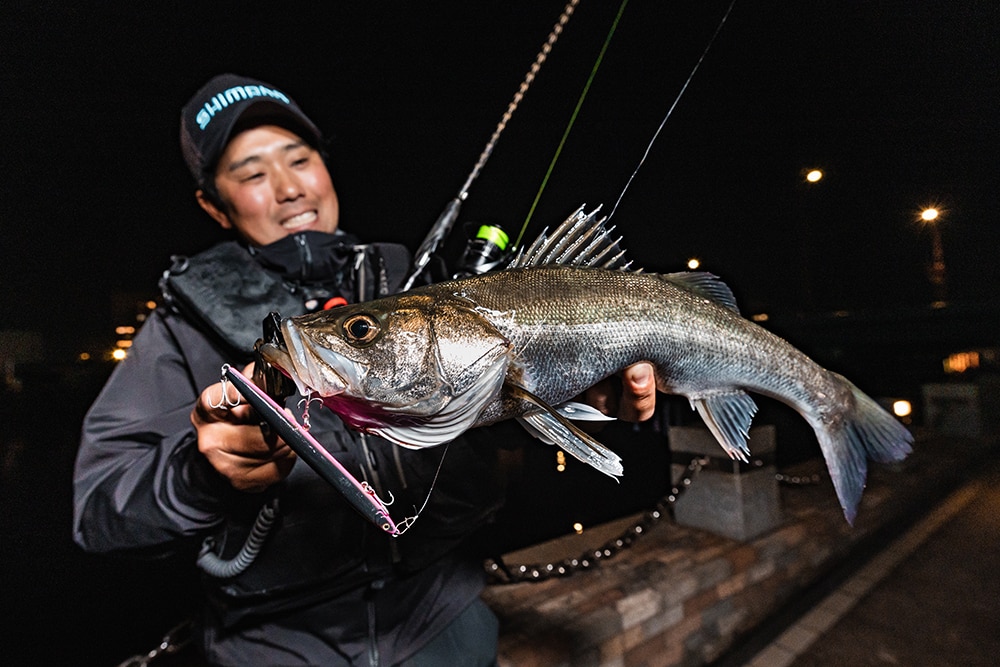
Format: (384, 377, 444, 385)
(74, 74, 656, 666)
(196, 123, 341, 244)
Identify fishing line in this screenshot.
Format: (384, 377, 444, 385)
(515, 0, 631, 249)
(607, 0, 738, 221)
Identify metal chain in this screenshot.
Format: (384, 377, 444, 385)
(485, 456, 708, 584)
(114, 620, 194, 667)
(775, 471, 824, 486)
(485, 459, 827, 584)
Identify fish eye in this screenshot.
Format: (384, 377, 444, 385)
(342, 314, 380, 346)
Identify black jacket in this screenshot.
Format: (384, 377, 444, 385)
(73, 235, 508, 665)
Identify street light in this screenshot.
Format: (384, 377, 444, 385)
(796, 167, 826, 311)
(805, 168, 824, 183)
(919, 207, 947, 305)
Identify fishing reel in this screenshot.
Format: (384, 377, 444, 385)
(452, 224, 511, 279)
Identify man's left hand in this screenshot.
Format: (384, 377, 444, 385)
(582, 361, 657, 422)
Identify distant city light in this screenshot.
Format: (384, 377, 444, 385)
(79, 352, 91, 361)
(556, 450, 567, 472)
(573, 522, 584, 535)
(920, 207, 940, 222)
(892, 400, 913, 418)
(944, 351, 980, 374)
(116, 340, 133, 349)
(751, 313, 770, 323)
(146, 301, 158, 310)
(111, 348, 127, 361)
(115, 325, 136, 335)
(805, 169, 824, 183)
(687, 258, 701, 270)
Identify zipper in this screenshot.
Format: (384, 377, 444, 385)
(294, 234, 313, 281)
(354, 247, 368, 301)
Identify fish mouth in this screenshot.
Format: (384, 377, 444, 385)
(258, 319, 360, 399)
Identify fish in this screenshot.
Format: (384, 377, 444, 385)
(259, 206, 913, 523)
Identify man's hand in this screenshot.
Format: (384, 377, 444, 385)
(191, 363, 297, 492)
(582, 361, 657, 422)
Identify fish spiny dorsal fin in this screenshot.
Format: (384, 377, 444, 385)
(508, 205, 637, 271)
(662, 272, 741, 314)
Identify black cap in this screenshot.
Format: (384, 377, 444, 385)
(180, 73, 322, 184)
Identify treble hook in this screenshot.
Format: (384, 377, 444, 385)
(210, 365, 243, 409)
(297, 392, 325, 431)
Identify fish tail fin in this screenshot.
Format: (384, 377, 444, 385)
(815, 374, 913, 525)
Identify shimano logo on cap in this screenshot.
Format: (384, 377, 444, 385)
(196, 85, 292, 130)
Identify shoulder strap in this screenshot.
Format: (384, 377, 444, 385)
(159, 240, 414, 359)
(160, 242, 306, 359)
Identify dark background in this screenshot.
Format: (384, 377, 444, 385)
(1, 2, 998, 665)
(3, 0, 997, 357)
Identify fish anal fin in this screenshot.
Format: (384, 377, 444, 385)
(692, 391, 758, 462)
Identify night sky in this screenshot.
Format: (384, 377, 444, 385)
(4, 1, 998, 357)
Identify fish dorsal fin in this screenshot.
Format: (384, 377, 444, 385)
(508, 205, 635, 272)
(662, 272, 740, 314)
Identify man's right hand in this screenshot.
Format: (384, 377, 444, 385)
(191, 363, 297, 493)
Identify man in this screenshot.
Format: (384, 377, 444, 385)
(74, 74, 655, 666)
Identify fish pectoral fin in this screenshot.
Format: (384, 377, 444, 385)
(553, 401, 617, 422)
(692, 391, 758, 462)
(507, 383, 623, 479)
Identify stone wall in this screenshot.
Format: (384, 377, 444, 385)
(481, 433, 989, 667)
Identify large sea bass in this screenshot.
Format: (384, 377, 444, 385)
(260, 207, 912, 523)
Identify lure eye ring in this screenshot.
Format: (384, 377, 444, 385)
(342, 314, 380, 346)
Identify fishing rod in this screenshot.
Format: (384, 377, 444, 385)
(400, 0, 581, 290)
(405, 0, 737, 286)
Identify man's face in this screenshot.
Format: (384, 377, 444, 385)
(197, 124, 340, 246)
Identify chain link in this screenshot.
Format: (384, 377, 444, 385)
(486, 459, 827, 584)
(775, 471, 824, 486)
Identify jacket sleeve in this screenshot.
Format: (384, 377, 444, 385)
(73, 309, 234, 555)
